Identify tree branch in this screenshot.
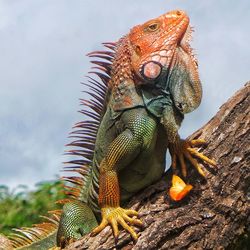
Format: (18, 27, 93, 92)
(67, 82, 250, 250)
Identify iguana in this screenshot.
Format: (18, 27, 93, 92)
(1, 9, 216, 249)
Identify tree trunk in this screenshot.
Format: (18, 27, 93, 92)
(67, 82, 250, 250)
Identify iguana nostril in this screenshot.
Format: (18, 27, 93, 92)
(176, 10, 182, 16)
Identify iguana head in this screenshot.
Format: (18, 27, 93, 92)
(109, 10, 202, 115)
(129, 10, 190, 77)
(127, 9, 202, 114)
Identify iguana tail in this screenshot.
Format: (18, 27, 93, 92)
(3, 210, 60, 250)
(3, 43, 116, 249)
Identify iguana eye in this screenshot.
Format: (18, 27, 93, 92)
(144, 21, 160, 32)
(148, 23, 158, 30)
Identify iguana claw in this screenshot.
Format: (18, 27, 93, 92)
(91, 207, 143, 241)
(169, 139, 216, 201)
(170, 139, 216, 178)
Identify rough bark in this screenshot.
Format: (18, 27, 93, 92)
(67, 82, 250, 250)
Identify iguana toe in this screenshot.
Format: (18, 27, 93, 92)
(91, 207, 143, 241)
(170, 138, 216, 177)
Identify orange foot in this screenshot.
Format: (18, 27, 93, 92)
(91, 207, 143, 241)
(169, 139, 216, 177)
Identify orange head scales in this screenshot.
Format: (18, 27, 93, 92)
(129, 10, 195, 79)
(99, 10, 202, 115)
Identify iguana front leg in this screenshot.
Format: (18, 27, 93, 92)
(92, 113, 156, 241)
(169, 137, 216, 177)
(161, 105, 216, 200)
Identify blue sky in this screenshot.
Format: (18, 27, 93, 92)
(0, 0, 249, 189)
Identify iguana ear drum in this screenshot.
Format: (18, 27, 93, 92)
(140, 61, 162, 81)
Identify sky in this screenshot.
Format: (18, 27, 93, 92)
(0, 0, 249, 189)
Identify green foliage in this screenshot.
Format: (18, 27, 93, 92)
(0, 179, 66, 236)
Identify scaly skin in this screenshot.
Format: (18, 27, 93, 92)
(59, 9, 215, 245)
(4, 10, 216, 249)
